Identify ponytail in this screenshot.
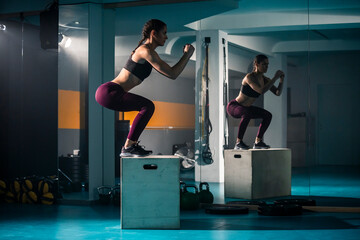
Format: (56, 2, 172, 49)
(132, 36, 146, 54)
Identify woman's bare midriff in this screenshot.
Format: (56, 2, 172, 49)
(111, 68, 142, 92)
(235, 92, 257, 107)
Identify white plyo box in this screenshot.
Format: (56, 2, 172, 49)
(121, 155, 180, 229)
(224, 149, 291, 199)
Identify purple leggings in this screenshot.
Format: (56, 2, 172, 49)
(95, 82, 155, 141)
(226, 99, 272, 140)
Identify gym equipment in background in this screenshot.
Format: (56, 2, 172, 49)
(1, 175, 57, 205)
(274, 198, 316, 206)
(227, 200, 266, 206)
(97, 186, 112, 205)
(224, 149, 291, 199)
(258, 204, 303, 216)
(198, 182, 214, 204)
(205, 205, 249, 215)
(200, 37, 213, 165)
(222, 38, 230, 151)
(180, 184, 200, 210)
(174, 142, 195, 170)
(58, 155, 88, 193)
(40, 1, 59, 50)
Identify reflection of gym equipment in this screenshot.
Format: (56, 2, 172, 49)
(180, 184, 200, 210)
(225, 199, 360, 213)
(227, 200, 266, 206)
(198, 182, 214, 204)
(200, 37, 213, 165)
(225, 198, 316, 216)
(97, 185, 120, 206)
(174, 143, 195, 170)
(224, 149, 291, 199)
(204, 202, 299, 216)
(179, 182, 214, 210)
(58, 156, 88, 193)
(97, 186, 112, 205)
(205, 205, 249, 215)
(58, 168, 72, 192)
(222, 38, 229, 150)
(274, 198, 316, 206)
(257, 199, 316, 216)
(258, 204, 303, 216)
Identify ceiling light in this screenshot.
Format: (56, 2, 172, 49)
(59, 34, 72, 48)
(64, 37, 72, 48)
(0, 24, 6, 31)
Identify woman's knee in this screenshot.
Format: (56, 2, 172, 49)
(265, 110, 272, 121)
(142, 100, 155, 115)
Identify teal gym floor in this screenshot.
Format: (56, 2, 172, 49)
(1, 166, 360, 240)
(1, 201, 359, 240)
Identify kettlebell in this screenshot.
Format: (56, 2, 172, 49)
(198, 182, 214, 204)
(97, 186, 112, 205)
(180, 185, 200, 210)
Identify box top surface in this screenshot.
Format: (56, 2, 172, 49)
(225, 148, 290, 152)
(121, 155, 180, 160)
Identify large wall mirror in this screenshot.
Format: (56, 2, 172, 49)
(54, 0, 360, 205)
(58, 3, 89, 201)
(194, 0, 360, 204)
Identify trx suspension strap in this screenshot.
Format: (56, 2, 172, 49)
(201, 37, 213, 164)
(222, 38, 229, 150)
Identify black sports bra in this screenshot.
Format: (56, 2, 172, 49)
(123, 56, 152, 81)
(241, 84, 261, 98)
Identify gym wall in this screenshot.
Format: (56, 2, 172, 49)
(0, 20, 58, 179)
(287, 51, 360, 166)
(57, 32, 88, 158)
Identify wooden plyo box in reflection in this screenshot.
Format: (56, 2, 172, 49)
(224, 149, 291, 199)
(121, 155, 180, 229)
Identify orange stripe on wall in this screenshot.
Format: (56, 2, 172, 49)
(58, 90, 85, 129)
(122, 101, 195, 129)
(58, 90, 194, 130)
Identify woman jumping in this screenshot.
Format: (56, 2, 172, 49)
(227, 54, 284, 150)
(95, 19, 195, 157)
